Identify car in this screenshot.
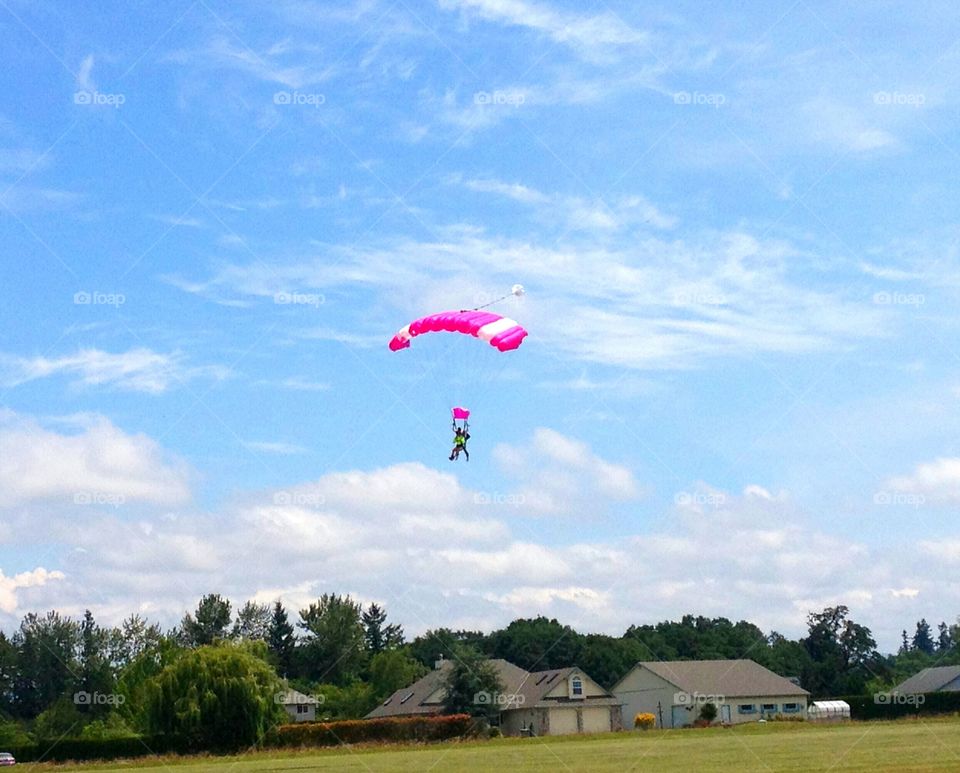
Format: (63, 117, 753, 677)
(0, 752, 14, 766)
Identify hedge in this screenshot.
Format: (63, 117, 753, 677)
(268, 714, 478, 748)
(6, 734, 191, 763)
(837, 691, 960, 720)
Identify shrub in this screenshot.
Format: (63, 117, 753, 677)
(269, 713, 476, 747)
(633, 712, 656, 729)
(699, 702, 718, 723)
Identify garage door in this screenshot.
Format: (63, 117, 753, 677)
(581, 707, 611, 733)
(549, 708, 579, 735)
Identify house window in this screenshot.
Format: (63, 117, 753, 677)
(296, 704, 307, 714)
(761, 704, 777, 713)
(738, 704, 756, 714)
(571, 677, 583, 697)
(782, 703, 800, 713)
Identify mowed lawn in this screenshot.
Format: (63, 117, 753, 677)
(40, 719, 960, 773)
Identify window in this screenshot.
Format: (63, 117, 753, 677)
(399, 692, 415, 705)
(571, 676, 583, 697)
(297, 704, 308, 714)
(782, 703, 800, 713)
(761, 704, 777, 712)
(738, 704, 756, 714)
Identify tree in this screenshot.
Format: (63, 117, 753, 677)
(801, 606, 881, 696)
(937, 622, 953, 653)
(145, 644, 284, 750)
(699, 701, 718, 723)
(233, 601, 272, 641)
(78, 610, 115, 717)
(487, 617, 582, 671)
(267, 601, 295, 677)
(367, 649, 427, 702)
(409, 628, 488, 669)
(298, 594, 366, 685)
(108, 615, 164, 670)
(441, 646, 504, 723)
(362, 603, 404, 654)
(13, 611, 80, 718)
(0, 633, 16, 717)
(899, 630, 911, 655)
(180, 594, 233, 647)
(912, 619, 935, 656)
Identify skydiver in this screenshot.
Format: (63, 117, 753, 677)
(449, 424, 470, 462)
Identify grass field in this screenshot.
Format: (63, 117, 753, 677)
(37, 719, 960, 772)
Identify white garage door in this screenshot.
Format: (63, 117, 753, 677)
(581, 707, 611, 734)
(549, 708, 580, 735)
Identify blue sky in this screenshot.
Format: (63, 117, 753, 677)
(2, 0, 960, 650)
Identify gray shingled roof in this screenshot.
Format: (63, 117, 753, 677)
(628, 660, 809, 698)
(893, 665, 960, 695)
(512, 667, 617, 708)
(366, 658, 529, 719)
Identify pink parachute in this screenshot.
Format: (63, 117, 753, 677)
(389, 310, 528, 353)
(451, 407, 470, 420)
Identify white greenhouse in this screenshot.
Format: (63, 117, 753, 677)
(807, 700, 851, 721)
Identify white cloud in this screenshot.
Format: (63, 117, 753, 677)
(0, 348, 227, 394)
(0, 568, 66, 613)
(0, 413, 192, 508)
(76, 54, 96, 92)
(242, 441, 308, 455)
(886, 458, 960, 503)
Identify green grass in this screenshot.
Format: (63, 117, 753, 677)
(32, 718, 960, 772)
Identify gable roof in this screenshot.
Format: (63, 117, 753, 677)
(276, 689, 320, 706)
(619, 659, 809, 698)
(366, 660, 616, 718)
(893, 665, 960, 695)
(366, 658, 528, 719)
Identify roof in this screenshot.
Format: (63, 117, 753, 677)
(366, 660, 615, 718)
(276, 689, 320, 706)
(893, 665, 960, 695)
(366, 659, 528, 719)
(620, 660, 810, 698)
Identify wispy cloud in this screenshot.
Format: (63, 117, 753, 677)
(0, 348, 228, 394)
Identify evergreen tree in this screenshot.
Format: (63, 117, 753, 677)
(899, 629, 911, 655)
(912, 619, 935, 655)
(233, 601, 272, 641)
(362, 603, 404, 654)
(937, 621, 953, 652)
(267, 601, 295, 677)
(180, 594, 233, 647)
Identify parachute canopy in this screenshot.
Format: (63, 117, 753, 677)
(389, 310, 528, 353)
(451, 406, 471, 420)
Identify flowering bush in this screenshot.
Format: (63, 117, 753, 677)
(634, 712, 656, 730)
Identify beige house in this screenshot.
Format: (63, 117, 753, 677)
(612, 659, 809, 728)
(367, 658, 619, 736)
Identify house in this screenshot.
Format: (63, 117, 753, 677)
(892, 665, 960, 695)
(366, 657, 619, 736)
(276, 689, 321, 723)
(612, 659, 810, 728)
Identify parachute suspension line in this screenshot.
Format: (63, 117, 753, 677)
(469, 284, 526, 311)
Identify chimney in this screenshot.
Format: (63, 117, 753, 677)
(434, 654, 445, 670)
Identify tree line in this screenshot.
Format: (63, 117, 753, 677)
(1, 595, 957, 747)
